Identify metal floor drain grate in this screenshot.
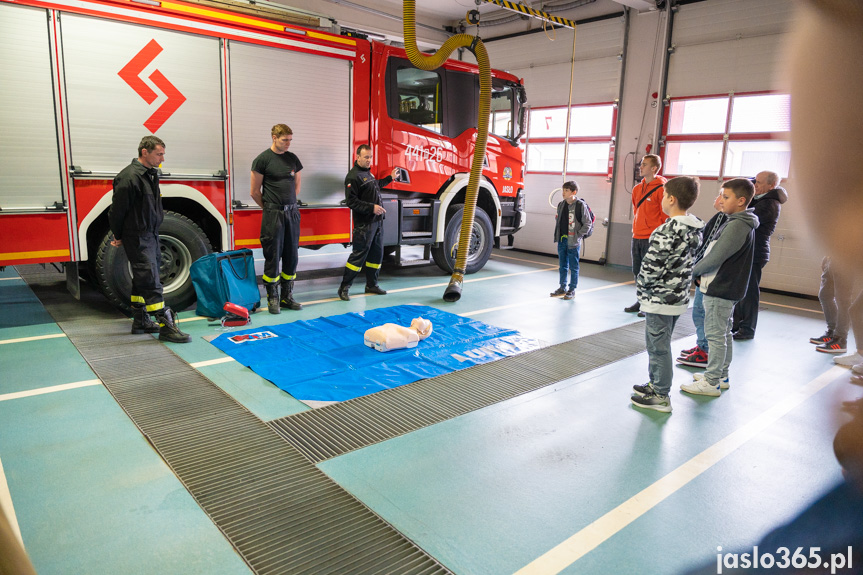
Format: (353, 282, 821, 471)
(18, 265, 450, 575)
(269, 314, 696, 463)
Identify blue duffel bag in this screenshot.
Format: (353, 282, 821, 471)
(190, 249, 261, 317)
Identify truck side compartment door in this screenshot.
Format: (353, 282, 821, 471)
(228, 40, 353, 247)
(0, 3, 70, 266)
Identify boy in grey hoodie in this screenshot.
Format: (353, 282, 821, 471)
(682, 178, 759, 397)
(631, 177, 704, 413)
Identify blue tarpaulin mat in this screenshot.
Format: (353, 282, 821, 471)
(210, 304, 541, 403)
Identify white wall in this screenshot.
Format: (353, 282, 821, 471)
(485, 17, 626, 262)
(485, 0, 817, 295)
(662, 0, 817, 295)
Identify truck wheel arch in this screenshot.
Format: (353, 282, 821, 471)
(434, 174, 501, 244)
(78, 183, 228, 261)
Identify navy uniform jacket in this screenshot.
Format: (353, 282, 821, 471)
(109, 159, 163, 241)
(345, 162, 392, 226)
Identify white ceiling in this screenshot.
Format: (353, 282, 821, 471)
(373, 0, 646, 28)
(269, 0, 644, 44)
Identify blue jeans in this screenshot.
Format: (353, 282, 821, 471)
(557, 239, 580, 289)
(703, 294, 735, 386)
(645, 313, 679, 396)
(692, 289, 708, 351)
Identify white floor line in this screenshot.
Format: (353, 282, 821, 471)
(190, 357, 235, 368)
(0, 333, 67, 346)
(513, 365, 848, 575)
(761, 300, 822, 314)
(464, 281, 635, 316)
(178, 315, 209, 323)
(492, 253, 557, 265)
(0, 277, 21, 281)
(0, 379, 102, 403)
(0, 455, 23, 546)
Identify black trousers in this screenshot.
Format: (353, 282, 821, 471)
(261, 204, 300, 284)
(123, 232, 163, 311)
(733, 261, 765, 337)
(342, 220, 383, 287)
(631, 237, 651, 279)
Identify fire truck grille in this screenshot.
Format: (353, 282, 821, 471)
(18, 265, 451, 575)
(268, 312, 696, 464)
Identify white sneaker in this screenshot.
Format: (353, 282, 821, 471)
(834, 352, 863, 366)
(694, 372, 729, 389)
(681, 378, 721, 396)
(853, 363, 863, 376)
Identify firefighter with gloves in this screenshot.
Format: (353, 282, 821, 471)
(338, 144, 399, 301)
(109, 136, 191, 343)
(251, 124, 304, 314)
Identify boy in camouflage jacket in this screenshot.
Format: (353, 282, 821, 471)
(631, 176, 704, 413)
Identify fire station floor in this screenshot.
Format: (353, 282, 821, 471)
(1, 247, 858, 575)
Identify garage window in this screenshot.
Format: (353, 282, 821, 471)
(524, 103, 616, 175)
(662, 92, 790, 179)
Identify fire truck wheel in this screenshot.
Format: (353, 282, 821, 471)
(94, 212, 213, 314)
(431, 205, 494, 275)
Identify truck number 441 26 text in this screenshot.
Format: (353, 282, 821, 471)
(405, 144, 444, 164)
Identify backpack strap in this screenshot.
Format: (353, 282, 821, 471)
(635, 181, 664, 210)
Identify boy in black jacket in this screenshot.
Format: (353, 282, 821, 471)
(681, 178, 758, 397)
(677, 192, 727, 368)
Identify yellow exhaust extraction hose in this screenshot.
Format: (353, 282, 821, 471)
(403, 0, 491, 302)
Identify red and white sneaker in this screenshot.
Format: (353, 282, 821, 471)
(679, 345, 700, 357)
(676, 347, 708, 368)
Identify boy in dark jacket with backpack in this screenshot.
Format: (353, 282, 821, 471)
(550, 181, 593, 300)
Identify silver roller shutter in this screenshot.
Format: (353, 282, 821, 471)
(0, 4, 63, 210)
(60, 12, 224, 176)
(228, 40, 351, 206)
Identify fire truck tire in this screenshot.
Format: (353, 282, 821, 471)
(94, 211, 213, 314)
(431, 205, 494, 275)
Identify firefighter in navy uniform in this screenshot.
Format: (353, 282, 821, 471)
(250, 124, 303, 314)
(109, 136, 191, 343)
(338, 144, 399, 301)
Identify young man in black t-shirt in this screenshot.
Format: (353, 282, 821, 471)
(251, 124, 304, 313)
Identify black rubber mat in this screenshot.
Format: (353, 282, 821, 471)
(269, 313, 696, 463)
(17, 265, 451, 575)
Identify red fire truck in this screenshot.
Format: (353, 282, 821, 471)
(0, 0, 527, 311)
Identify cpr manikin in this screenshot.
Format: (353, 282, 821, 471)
(364, 317, 433, 352)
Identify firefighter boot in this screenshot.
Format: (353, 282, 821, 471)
(279, 280, 303, 311)
(265, 282, 280, 314)
(155, 308, 192, 343)
(338, 283, 350, 301)
(130, 304, 160, 334)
